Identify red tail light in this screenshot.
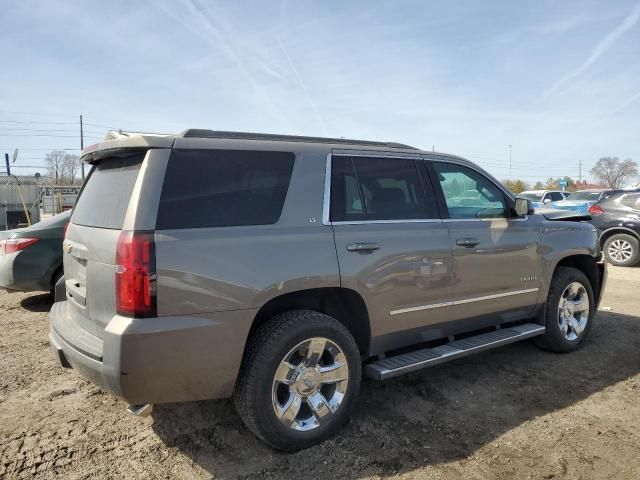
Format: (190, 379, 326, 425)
(2, 237, 39, 254)
(588, 205, 604, 215)
(115, 231, 156, 317)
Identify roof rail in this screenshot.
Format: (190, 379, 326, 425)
(179, 129, 417, 150)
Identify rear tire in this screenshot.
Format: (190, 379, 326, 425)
(234, 310, 361, 451)
(603, 233, 640, 267)
(534, 267, 594, 353)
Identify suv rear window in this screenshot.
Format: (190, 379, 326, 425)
(156, 149, 295, 229)
(72, 153, 145, 229)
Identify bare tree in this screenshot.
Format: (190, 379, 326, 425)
(63, 154, 81, 185)
(590, 157, 638, 188)
(44, 151, 67, 185)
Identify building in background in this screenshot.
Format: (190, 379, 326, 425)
(0, 176, 41, 230)
(41, 185, 81, 214)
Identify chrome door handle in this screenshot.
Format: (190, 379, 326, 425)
(347, 242, 380, 252)
(456, 238, 479, 248)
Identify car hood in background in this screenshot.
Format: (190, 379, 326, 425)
(547, 200, 594, 215)
(535, 208, 591, 222)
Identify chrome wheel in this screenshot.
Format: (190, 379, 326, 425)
(607, 239, 633, 263)
(558, 282, 589, 341)
(272, 337, 349, 432)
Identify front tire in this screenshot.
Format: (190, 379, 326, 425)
(234, 310, 361, 451)
(534, 267, 594, 353)
(603, 233, 640, 267)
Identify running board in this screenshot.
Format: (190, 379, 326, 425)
(365, 323, 545, 380)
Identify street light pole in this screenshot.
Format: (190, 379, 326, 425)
(507, 144, 512, 182)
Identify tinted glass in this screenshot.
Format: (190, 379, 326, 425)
(568, 191, 601, 201)
(330, 156, 365, 221)
(619, 193, 640, 210)
(550, 192, 564, 201)
(433, 162, 506, 219)
(353, 157, 428, 220)
(156, 149, 294, 229)
(330, 156, 429, 221)
(72, 154, 144, 229)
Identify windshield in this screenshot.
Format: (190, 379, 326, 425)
(518, 192, 544, 201)
(566, 191, 601, 201)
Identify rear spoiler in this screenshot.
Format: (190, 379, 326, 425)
(80, 130, 175, 163)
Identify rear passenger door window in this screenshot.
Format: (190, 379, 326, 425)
(550, 192, 564, 201)
(156, 149, 295, 229)
(330, 156, 432, 221)
(431, 162, 507, 219)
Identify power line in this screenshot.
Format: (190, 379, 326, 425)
(5, 165, 49, 169)
(0, 133, 82, 138)
(0, 119, 78, 125)
(0, 109, 79, 118)
(0, 128, 83, 133)
(0, 147, 79, 150)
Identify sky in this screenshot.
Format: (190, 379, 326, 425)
(1, 0, 639, 186)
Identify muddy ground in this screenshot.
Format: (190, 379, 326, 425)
(1, 265, 639, 479)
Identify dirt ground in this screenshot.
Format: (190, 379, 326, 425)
(1, 266, 640, 480)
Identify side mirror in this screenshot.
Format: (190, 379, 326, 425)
(543, 198, 552, 204)
(515, 197, 534, 216)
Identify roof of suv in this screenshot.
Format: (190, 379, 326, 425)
(179, 129, 418, 150)
(81, 129, 474, 166)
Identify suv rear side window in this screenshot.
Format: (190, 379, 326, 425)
(72, 153, 145, 229)
(156, 149, 295, 229)
(330, 156, 430, 221)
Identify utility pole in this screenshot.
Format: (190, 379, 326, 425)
(507, 144, 512, 182)
(578, 160, 582, 185)
(80, 114, 85, 181)
(4, 153, 10, 176)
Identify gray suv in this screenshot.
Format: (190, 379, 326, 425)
(49, 130, 606, 451)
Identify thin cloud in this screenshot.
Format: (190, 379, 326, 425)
(608, 89, 640, 117)
(276, 37, 328, 136)
(546, 3, 640, 96)
(527, 12, 589, 35)
(147, 0, 292, 131)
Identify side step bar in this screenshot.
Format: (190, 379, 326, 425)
(365, 323, 545, 380)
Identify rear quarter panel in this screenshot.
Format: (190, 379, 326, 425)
(154, 150, 340, 316)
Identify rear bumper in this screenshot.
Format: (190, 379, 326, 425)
(0, 254, 22, 291)
(49, 301, 255, 404)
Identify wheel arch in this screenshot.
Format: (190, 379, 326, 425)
(599, 227, 640, 247)
(552, 254, 604, 307)
(248, 287, 371, 355)
(49, 263, 63, 290)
